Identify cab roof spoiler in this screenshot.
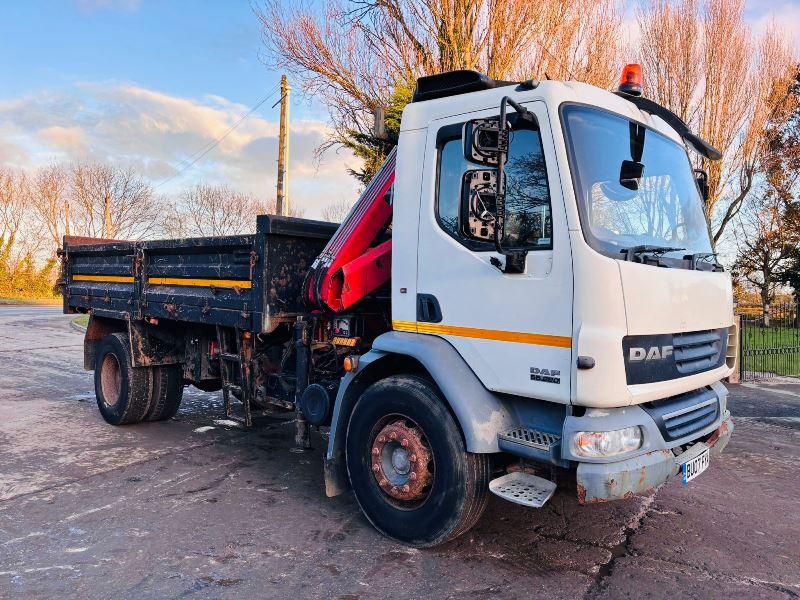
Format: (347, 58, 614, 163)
(617, 93, 723, 161)
(413, 70, 517, 102)
(413, 70, 722, 161)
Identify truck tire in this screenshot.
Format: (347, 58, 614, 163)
(345, 375, 490, 547)
(146, 365, 183, 421)
(94, 333, 151, 425)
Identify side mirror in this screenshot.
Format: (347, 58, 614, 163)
(619, 160, 645, 191)
(463, 118, 504, 166)
(460, 169, 498, 242)
(694, 169, 709, 202)
(461, 96, 528, 274)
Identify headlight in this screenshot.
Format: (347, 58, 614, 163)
(571, 426, 642, 458)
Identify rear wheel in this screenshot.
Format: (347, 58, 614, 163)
(146, 365, 183, 421)
(94, 333, 150, 425)
(345, 375, 490, 547)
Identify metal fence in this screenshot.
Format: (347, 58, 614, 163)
(738, 301, 800, 381)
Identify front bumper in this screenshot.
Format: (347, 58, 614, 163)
(576, 412, 733, 504)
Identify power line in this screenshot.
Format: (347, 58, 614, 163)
(154, 83, 282, 190)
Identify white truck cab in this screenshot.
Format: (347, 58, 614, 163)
(326, 68, 734, 526)
(393, 74, 734, 403)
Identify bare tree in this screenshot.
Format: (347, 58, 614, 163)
(733, 196, 800, 325)
(0, 167, 41, 262)
(255, 0, 625, 180)
(321, 198, 356, 223)
(0, 167, 55, 298)
(29, 164, 71, 250)
(164, 184, 261, 237)
(638, 0, 798, 245)
(0, 167, 28, 246)
(255, 197, 304, 220)
(69, 163, 161, 240)
(164, 184, 304, 238)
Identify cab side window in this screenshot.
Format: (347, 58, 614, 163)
(436, 123, 552, 250)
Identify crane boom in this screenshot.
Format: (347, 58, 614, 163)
(304, 148, 396, 312)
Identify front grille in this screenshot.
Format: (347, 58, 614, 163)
(623, 327, 728, 384)
(642, 387, 720, 442)
(673, 330, 725, 376)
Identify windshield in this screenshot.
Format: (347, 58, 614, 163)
(562, 104, 712, 260)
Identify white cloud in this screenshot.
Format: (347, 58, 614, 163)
(37, 125, 87, 150)
(0, 82, 361, 219)
(620, 0, 800, 55)
(746, 1, 800, 48)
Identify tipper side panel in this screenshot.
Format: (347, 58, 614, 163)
(141, 235, 257, 329)
(62, 216, 338, 332)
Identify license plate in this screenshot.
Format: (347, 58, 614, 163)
(681, 447, 710, 485)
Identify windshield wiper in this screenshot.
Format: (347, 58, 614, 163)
(688, 252, 724, 272)
(621, 245, 685, 264)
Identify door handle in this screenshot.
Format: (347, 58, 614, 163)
(416, 294, 442, 323)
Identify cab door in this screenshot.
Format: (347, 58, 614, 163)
(413, 101, 573, 403)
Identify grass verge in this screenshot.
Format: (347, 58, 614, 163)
(0, 297, 61, 305)
(72, 314, 89, 329)
(741, 326, 800, 377)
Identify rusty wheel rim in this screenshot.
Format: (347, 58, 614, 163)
(369, 416, 433, 507)
(100, 353, 122, 407)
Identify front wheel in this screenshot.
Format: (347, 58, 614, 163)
(345, 375, 490, 547)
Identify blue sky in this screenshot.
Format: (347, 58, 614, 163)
(0, 0, 356, 218)
(0, 0, 328, 121)
(0, 0, 797, 219)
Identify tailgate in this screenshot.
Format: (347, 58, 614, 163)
(63, 239, 136, 318)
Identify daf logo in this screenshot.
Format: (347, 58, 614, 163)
(629, 345, 673, 361)
(530, 366, 561, 384)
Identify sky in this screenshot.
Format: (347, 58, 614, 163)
(0, 0, 357, 219)
(0, 0, 798, 220)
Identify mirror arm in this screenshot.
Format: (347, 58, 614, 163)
(494, 99, 508, 256)
(494, 96, 528, 274)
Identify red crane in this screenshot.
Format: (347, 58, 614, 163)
(304, 148, 396, 312)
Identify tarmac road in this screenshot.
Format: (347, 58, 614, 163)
(1, 306, 799, 599)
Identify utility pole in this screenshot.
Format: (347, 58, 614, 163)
(103, 191, 112, 238)
(64, 199, 70, 237)
(276, 74, 290, 216)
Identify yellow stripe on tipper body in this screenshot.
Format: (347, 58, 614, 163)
(72, 274, 134, 284)
(148, 277, 252, 289)
(392, 320, 571, 348)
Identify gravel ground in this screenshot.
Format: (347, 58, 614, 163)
(1, 306, 798, 599)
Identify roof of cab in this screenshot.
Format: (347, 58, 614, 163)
(402, 75, 682, 145)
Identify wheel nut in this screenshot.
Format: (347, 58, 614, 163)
(390, 431, 397, 439)
(372, 447, 379, 456)
(401, 438, 408, 447)
(409, 472, 417, 480)
(402, 485, 410, 493)
(378, 436, 386, 443)
(410, 454, 417, 462)
(380, 479, 388, 487)
(372, 464, 380, 472)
